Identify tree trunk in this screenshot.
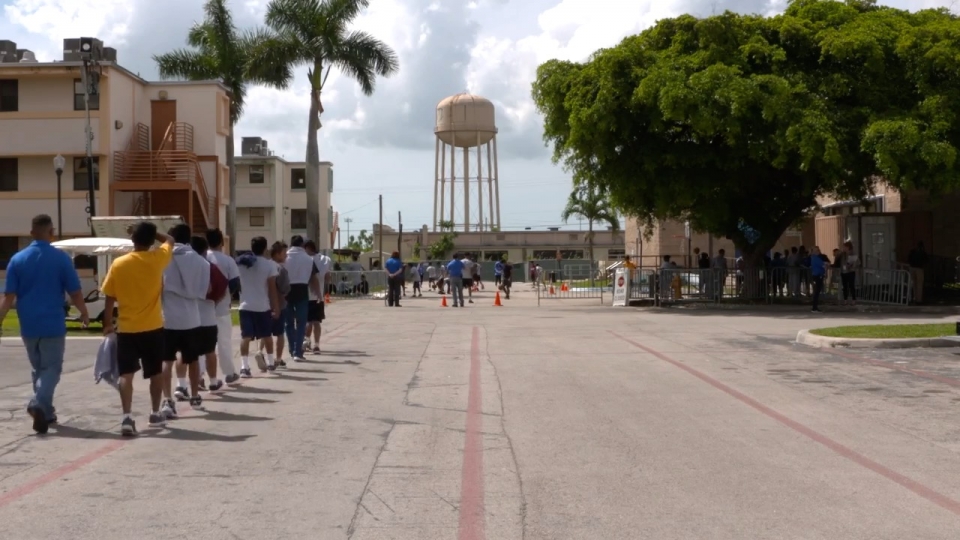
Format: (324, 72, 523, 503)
(588, 221, 594, 286)
(225, 126, 237, 254)
(735, 239, 776, 300)
(304, 63, 323, 244)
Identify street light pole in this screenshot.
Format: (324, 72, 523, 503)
(79, 38, 99, 234)
(53, 154, 65, 240)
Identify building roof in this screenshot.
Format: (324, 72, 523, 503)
(0, 60, 230, 93)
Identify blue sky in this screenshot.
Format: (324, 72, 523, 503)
(0, 0, 942, 237)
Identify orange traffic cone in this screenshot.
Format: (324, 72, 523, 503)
(549, 285, 556, 295)
(494, 291, 503, 306)
(441, 295, 448, 307)
(324, 293, 331, 304)
(561, 283, 569, 292)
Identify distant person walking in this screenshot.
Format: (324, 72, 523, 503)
(810, 246, 828, 312)
(840, 241, 859, 305)
(0, 215, 89, 434)
(447, 254, 466, 307)
(385, 251, 404, 307)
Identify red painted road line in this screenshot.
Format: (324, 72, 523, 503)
(610, 331, 960, 517)
(0, 322, 359, 508)
(824, 348, 960, 388)
(0, 440, 127, 509)
(458, 327, 486, 540)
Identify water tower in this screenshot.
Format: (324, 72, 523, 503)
(433, 93, 500, 232)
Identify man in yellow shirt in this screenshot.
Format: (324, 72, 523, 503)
(102, 222, 174, 436)
(624, 256, 638, 270)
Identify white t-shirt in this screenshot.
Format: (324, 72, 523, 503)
(207, 250, 240, 318)
(462, 259, 476, 278)
(238, 256, 279, 312)
(427, 266, 437, 279)
(410, 265, 421, 281)
(345, 261, 363, 285)
(309, 254, 331, 301)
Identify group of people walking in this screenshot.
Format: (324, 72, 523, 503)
(381, 253, 514, 307)
(2, 214, 332, 436)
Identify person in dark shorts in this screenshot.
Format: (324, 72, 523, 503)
(102, 222, 175, 436)
(265, 241, 291, 368)
(236, 236, 281, 377)
(501, 258, 513, 300)
(303, 241, 331, 354)
(190, 235, 224, 393)
(162, 224, 212, 414)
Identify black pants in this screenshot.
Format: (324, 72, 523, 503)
(841, 272, 856, 301)
(387, 276, 402, 306)
(812, 275, 824, 309)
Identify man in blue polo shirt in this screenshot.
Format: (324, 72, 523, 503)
(0, 215, 89, 434)
(446, 253, 465, 307)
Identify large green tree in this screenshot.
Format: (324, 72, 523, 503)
(532, 0, 960, 266)
(251, 0, 399, 244)
(154, 0, 286, 251)
(561, 184, 620, 266)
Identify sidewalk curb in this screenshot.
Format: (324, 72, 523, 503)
(796, 330, 960, 349)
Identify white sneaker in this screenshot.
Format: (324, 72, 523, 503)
(254, 353, 267, 372)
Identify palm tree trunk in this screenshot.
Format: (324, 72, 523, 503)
(304, 62, 322, 244)
(588, 220, 595, 287)
(226, 125, 237, 253)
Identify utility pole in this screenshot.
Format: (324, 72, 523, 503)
(397, 211, 403, 255)
(78, 38, 99, 234)
(378, 194, 383, 267)
(344, 217, 353, 248)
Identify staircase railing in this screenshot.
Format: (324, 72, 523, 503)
(113, 149, 215, 228)
(156, 122, 194, 152)
(112, 122, 151, 183)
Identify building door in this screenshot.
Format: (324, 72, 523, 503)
(862, 216, 896, 270)
(150, 100, 177, 150)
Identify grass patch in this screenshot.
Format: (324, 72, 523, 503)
(3, 312, 101, 337)
(810, 323, 955, 339)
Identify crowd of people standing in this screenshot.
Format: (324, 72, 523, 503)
(2, 214, 333, 436)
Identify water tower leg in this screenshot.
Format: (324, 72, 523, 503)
(439, 139, 446, 231)
(477, 132, 483, 233)
(486, 140, 494, 231)
(449, 138, 455, 226)
(493, 135, 501, 230)
(463, 145, 470, 233)
(434, 137, 440, 232)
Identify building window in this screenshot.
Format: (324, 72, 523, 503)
(0, 80, 17, 112)
(291, 209, 307, 230)
(249, 208, 265, 227)
(483, 251, 507, 261)
(73, 79, 99, 111)
(327, 169, 333, 192)
(73, 157, 99, 191)
(0, 236, 18, 270)
(0, 158, 17, 192)
(608, 249, 626, 260)
(291, 168, 306, 190)
(249, 165, 264, 184)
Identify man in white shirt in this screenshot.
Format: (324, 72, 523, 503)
(344, 254, 364, 293)
(410, 263, 423, 297)
(284, 236, 323, 362)
(205, 229, 240, 385)
(190, 235, 226, 393)
(236, 236, 281, 376)
(462, 256, 476, 304)
(304, 241, 331, 354)
(426, 263, 437, 290)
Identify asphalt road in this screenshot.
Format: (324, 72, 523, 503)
(0, 288, 959, 539)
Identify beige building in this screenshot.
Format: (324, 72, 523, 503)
(374, 225, 625, 263)
(0, 37, 229, 264)
(233, 136, 334, 252)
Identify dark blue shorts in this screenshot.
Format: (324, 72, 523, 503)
(239, 310, 272, 339)
(271, 308, 287, 337)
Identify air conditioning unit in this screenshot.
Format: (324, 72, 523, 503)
(18, 50, 37, 63)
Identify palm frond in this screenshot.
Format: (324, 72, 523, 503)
(241, 28, 297, 89)
(321, 0, 371, 35)
(331, 30, 398, 94)
(266, 0, 323, 40)
(153, 49, 219, 80)
(187, 23, 210, 49)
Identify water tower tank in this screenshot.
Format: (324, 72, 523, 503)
(435, 93, 497, 148)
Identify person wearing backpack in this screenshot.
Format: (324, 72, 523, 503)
(191, 236, 229, 392)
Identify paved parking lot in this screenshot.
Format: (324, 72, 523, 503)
(0, 288, 959, 539)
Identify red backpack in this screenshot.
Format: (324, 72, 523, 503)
(207, 263, 229, 302)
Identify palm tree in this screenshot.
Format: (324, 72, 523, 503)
(561, 185, 620, 271)
(153, 0, 286, 251)
(253, 0, 399, 243)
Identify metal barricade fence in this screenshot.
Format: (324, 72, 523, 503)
(326, 270, 389, 301)
(646, 266, 912, 306)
